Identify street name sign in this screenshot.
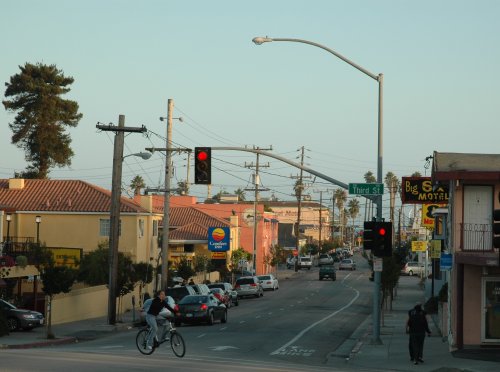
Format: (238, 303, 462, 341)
(348, 183, 384, 195)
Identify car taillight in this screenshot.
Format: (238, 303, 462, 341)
(200, 304, 208, 311)
(250, 283, 256, 287)
(266, 281, 271, 284)
(174, 304, 179, 312)
(235, 284, 240, 289)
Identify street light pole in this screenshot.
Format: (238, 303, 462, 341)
(252, 36, 383, 344)
(35, 215, 41, 244)
(6, 214, 11, 246)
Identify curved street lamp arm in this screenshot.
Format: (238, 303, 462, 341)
(253, 37, 379, 81)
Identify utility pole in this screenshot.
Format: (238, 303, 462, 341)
(245, 146, 271, 275)
(145, 99, 189, 291)
(96, 116, 146, 325)
(318, 191, 323, 252)
(291, 146, 311, 269)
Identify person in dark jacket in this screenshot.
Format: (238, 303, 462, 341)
(406, 303, 431, 364)
(146, 290, 176, 349)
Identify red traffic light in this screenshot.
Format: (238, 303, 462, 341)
(197, 151, 208, 161)
(378, 228, 387, 236)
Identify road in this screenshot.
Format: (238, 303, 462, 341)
(1, 255, 373, 372)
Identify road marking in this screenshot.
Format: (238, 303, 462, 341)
(100, 345, 124, 349)
(220, 327, 227, 331)
(239, 320, 246, 324)
(270, 274, 360, 356)
(209, 345, 239, 351)
(255, 315, 261, 318)
(197, 333, 206, 338)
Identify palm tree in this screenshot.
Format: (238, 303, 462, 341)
(334, 188, 347, 245)
(348, 198, 360, 246)
(234, 188, 246, 202)
(385, 172, 400, 223)
(130, 176, 145, 196)
(364, 171, 377, 221)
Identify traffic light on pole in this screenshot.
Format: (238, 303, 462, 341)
(373, 221, 392, 257)
(363, 221, 376, 250)
(194, 147, 211, 184)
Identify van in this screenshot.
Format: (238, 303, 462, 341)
(401, 262, 425, 276)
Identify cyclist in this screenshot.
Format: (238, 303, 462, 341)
(146, 290, 176, 350)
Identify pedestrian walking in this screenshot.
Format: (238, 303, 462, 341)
(406, 303, 431, 365)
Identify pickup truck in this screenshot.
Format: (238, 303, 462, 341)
(319, 265, 336, 281)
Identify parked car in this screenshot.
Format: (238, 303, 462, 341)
(257, 274, 279, 291)
(188, 283, 211, 295)
(319, 265, 336, 281)
(165, 285, 197, 303)
(339, 259, 356, 271)
(174, 294, 227, 326)
(318, 254, 334, 266)
(0, 299, 44, 331)
(298, 256, 312, 270)
(286, 256, 297, 269)
(207, 282, 239, 306)
(209, 287, 231, 308)
(139, 295, 176, 324)
(401, 262, 426, 276)
(234, 276, 264, 298)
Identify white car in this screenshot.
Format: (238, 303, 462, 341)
(339, 259, 356, 271)
(257, 274, 279, 291)
(298, 256, 312, 270)
(318, 254, 334, 266)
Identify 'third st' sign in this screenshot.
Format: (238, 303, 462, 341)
(348, 183, 384, 195)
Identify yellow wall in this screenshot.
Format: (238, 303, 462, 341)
(5, 212, 161, 264)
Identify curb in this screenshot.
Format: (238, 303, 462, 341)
(1, 336, 77, 349)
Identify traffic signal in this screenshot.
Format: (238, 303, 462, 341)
(194, 147, 211, 184)
(493, 210, 500, 248)
(373, 221, 392, 257)
(363, 221, 376, 250)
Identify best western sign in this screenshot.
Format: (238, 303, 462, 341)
(208, 227, 230, 252)
(401, 177, 449, 204)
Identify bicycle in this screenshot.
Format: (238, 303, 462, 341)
(136, 317, 185, 358)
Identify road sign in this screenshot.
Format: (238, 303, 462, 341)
(412, 241, 427, 252)
(440, 253, 452, 270)
(348, 183, 384, 195)
(373, 258, 383, 272)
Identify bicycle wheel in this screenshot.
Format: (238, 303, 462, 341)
(136, 328, 155, 355)
(170, 331, 186, 358)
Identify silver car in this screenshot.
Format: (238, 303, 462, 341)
(235, 276, 263, 298)
(339, 259, 356, 271)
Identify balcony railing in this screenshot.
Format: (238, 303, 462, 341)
(1, 237, 39, 265)
(459, 223, 494, 252)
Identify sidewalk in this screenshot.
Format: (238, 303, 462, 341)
(328, 275, 500, 372)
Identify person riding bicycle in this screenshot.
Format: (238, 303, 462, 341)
(146, 290, 176, 350)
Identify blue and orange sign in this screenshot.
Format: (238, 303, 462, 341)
(208, 227, 230, 252)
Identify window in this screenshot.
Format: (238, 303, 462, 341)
(153, 220, 158, 236)
(99, 219, 121, 236)
(138, 219, 144, 237)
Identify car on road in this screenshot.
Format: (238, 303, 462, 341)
(188, 283, 211, 295)
(298, 256, 312, 270)
(339, 259, 356, 271)
(286, 256, 297, 269)
(209, 287, 231, 308)
(174, 294, 227, 326)
(234, 276, 264, 298)
(318, 254, 334, 266)
(319, 265, 336, 281)
(401, 262, 426, 276)
(0, 299, 44, 331)
(207, 282, 239, 306)
(257, 274, 279, 291)
(165, 285, 197, 303)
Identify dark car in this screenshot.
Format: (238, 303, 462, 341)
(209, 288, 231, 308)
(174, 294, 227, 326)
(0, 299, 44, 331)
(319, 265, 336, 281)
(207, 282, 239, 306)
(165, 286, 196, 303)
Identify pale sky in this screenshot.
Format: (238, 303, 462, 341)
(1, 1, 499, 221)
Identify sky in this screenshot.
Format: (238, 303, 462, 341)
(1, 1, 499, 222)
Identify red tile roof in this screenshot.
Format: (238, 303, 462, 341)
(168, 207, 230, 228)
(0, 179, 147, 213)
(169, 222, 210, 241)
